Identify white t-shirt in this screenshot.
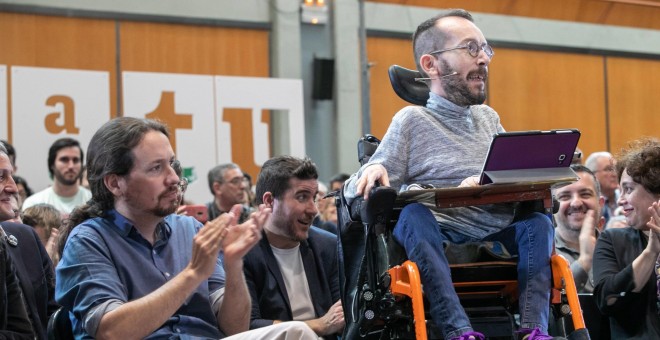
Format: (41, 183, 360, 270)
(22, 186, 92, 214)
(270, 244, 316, 321)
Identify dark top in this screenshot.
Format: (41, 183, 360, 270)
(1, 222, 59, 340)
(593, 227, 660, 339)
(0, 235, 34, 339)
(243, 227, 340, 339)
(206, 202, 253, 224)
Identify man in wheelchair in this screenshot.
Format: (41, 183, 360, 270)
(344, 9, 558, 340)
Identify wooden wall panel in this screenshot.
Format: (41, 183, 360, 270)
(119, 22, 270, 180)
(488, 49, 607, 157)
(119, 22, 269, 77)
(369, 0, 660, 30)
(606, 57, 660, 154)
(0, 13, 118, 139)
(367, 36, 417, 139)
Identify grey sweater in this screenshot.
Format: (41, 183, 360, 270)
(344, 93, 515, 239)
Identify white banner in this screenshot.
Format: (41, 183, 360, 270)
(3, 66, 304, 205)
(11, 66, 110, 193)
(122, 71, 217, 205)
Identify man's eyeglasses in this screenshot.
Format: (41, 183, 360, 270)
(595, 166, 616, 174)
(428, 40, 494, 59)
(220, 177, 243, 187)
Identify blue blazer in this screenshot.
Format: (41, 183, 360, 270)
(243, 227, 340, 339)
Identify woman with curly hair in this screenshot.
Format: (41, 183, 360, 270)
(593, 137, 660, 338)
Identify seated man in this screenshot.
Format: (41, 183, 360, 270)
(345, 9, 555, 340)
(552, 165, 604, 293)
(0, 143, 33, 338)
(2, 195, 59, 339)
(56, 117, 316, 339)
(206, 163, 254, 223)
(22, 138, 91, 215)
(244, 156, 344, 338)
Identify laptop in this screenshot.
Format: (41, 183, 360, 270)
(478, 129, 581, 185)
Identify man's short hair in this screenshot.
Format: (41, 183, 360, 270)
(0, 140, 15, 165)
(570, 164, 602, 198)
(207, 163, 240, 195)
(584, 151, 613, 173)
(412, 9, 473, 76)
(615, 137, 660, 195)
(329, 173, 350, 185)
(0, 143, 8, 158)
(255, 156, 318, 205)
(47, 138, 83, 177)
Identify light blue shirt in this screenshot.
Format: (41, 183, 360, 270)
(56, 210, 225, 339)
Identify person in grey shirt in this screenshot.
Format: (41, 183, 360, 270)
(344, 9, 556, 340)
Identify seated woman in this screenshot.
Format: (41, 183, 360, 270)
(593, 137, 660, 338)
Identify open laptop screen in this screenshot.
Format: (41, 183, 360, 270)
(478, 129, 581, 185)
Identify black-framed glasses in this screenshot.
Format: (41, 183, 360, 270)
(428, 40, 494, 59)
(595, 166, 616, 174)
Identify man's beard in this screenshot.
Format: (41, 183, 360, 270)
(271, 208, 309, 243)
(151, 189, 179, 217)
(54, 169, 80, 186)
(439, 59, 487, 106)
(125, 187, 179, 218)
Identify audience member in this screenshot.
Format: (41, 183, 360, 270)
(0, 140, 34, 210)
(604, 214, 628, 229)
(593, 137, 660, 338)
(344, 9, 555, 339)
(13, 175, 32, 210)
(329, 173, 350, 192)
(22, 138, 92, 215)
(2, 205, 59, 339)
(55, 117, 315, 339)
(206, 163, 255, 223)
(0, 143, 34, 338)
(585, 152, 619, 225)
(0, 140, 18, 174)
(21, 203, 62, 265)
(552, 165, 604, 293)
(244, 156, 344, 338)
(313, 181, 337, 235)
(242, 173, 256, 209)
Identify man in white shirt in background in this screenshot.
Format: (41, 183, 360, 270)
(22, 138, 91, 215)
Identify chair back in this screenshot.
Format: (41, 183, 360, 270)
(47, 307, 73, 340)
(388, 65, 429, 105)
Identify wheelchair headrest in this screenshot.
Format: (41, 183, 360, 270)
(388, 65, 430, 106)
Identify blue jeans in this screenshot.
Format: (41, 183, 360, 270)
(392, 203, 553, 339)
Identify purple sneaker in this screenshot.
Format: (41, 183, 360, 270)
(451, 331, 485, 340)
(518, 328, 566, 340)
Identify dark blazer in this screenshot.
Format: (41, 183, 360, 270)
(243, 227, 340, 339)
(0, 235, 34, 339)
(593, 227, 660, 339)
(1, 222, 59, 340)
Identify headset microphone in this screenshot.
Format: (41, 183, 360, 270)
(414, 71, 458, 83)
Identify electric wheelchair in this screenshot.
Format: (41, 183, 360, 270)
(335, 65, 590, 340)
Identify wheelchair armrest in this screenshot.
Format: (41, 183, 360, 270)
(350, 186, 398, 225)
